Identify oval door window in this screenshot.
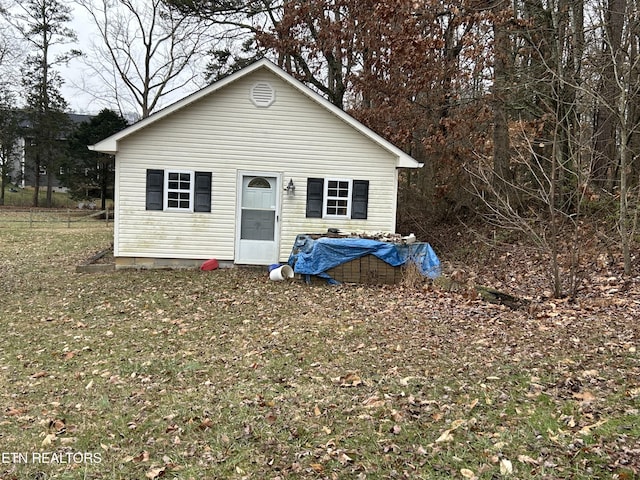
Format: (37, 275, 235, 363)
(248, 177, 271, 189)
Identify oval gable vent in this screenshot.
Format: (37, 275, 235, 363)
(250, 82, 275, 107)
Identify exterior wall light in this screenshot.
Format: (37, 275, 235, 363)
(285, 178, 295, 195)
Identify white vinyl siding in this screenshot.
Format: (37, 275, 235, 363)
(113, 68, 401, 262)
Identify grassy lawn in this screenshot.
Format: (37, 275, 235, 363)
(2, 187, 79, 209)
(0, 213, 638, 479)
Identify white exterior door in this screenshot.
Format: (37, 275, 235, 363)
(236, 173, 281, 265)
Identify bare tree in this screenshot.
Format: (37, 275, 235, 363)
(0, 5, 23, 204)
(586, 0, 640, 275)
(74, 0, 213, 119)
(163, 0, 365, 109)
(468, 0, 589, 298)
(1, 3, 29, 100)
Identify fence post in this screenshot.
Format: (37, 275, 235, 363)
(106, 207, 109, 224)
(29, 209, 33, 228)
(67, 209, 71, 228)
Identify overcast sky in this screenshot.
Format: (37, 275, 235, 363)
(60, 3, 202, 117)
(5, 1, 211, 117)
(59, 5, 97, 114)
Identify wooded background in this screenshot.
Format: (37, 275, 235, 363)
(166, 1, 639, 276)
(1, 0, 639, 293)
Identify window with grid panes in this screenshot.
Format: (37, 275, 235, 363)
(325, 179, 351, 216)
(166, 171, 193, 210)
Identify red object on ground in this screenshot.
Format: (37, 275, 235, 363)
(200, 258, 219, 271)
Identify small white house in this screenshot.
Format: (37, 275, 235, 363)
(90, 59, 422, 268)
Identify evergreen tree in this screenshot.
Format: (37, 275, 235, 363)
(62, 109, 128, 209)
(9, 0, 80, 207)
(0, 90, 20, 205)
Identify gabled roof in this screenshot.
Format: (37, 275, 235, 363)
(89, 58, 422, 168)
(15, 110, 92, 130)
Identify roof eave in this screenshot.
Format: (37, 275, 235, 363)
(88, 141, 117, 155)
(88, 60, 274, 155)
(261, 65, 422, 168)
(397, 158, 423, 168)
(88, 59, 424, 168)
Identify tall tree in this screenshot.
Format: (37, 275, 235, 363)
(491, 4, 516, 202)
(62, 109, 127, 209)
(591, 0, 626, 189)
(257, 0, 367, 109)
(0, 90, 19, 205)
(347, 0, 490, 223)
(162, 0, 280, 80)
(75, 0, 212, 119)
(0, 3, 22, 205)
(0, 2, 23, 80)
(7, 0, 79, 207)
(587, 0, 640, 274)
(164, 0, 362, 108)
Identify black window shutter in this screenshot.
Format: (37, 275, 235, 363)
(306, 178, 324, 218)
(194, 171, 212, 212)
(146, 169, 164, 210)
(351, 180, 369, 219)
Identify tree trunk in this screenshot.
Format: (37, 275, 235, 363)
(592, 0, 625, 190)
(619, 79, 632, 275)
(492, 14, 513, 202)
(46, 170, 53, 208)
(0, 164, 6, 205)
(32, 155, 40, 208)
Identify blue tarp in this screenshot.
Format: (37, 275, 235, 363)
(288, 235, 441, 283)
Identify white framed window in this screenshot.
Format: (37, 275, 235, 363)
(165, 170, 194, 211)
(323, 179, 352, 217)
(146, 170, 211, 212)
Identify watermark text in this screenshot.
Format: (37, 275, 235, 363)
(1, 452, 102, 464)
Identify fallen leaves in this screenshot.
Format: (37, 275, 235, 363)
(145, 466, 166, 479)
(435, 418, 468, 443)
(124, 450, 150, 463)
(362, 395, 385, 409)
(41, 433, 56, 446)
(5, 407, 28, 416)
(335, 372, 363, 387)
(578, 419, 608, 435)
(63, 351, 75, 360)
(2, 219, 640, 479)
(435, 429, 454, 443)
(517, 454, 539, 466)
(499, 458, 513, 475)
(460, 467, 476, 478)
(572, 390, 596, 403)
(198, 418, 213, 430)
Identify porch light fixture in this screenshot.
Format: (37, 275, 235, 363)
(285, 178, 295, 195)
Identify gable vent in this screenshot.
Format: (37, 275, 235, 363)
(250, 82, 275, 107)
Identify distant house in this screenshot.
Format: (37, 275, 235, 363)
(90, 59, 422, 268)
(10, 113, 93, 191)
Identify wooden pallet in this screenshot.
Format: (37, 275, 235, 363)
(323, 254, 402, 284)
